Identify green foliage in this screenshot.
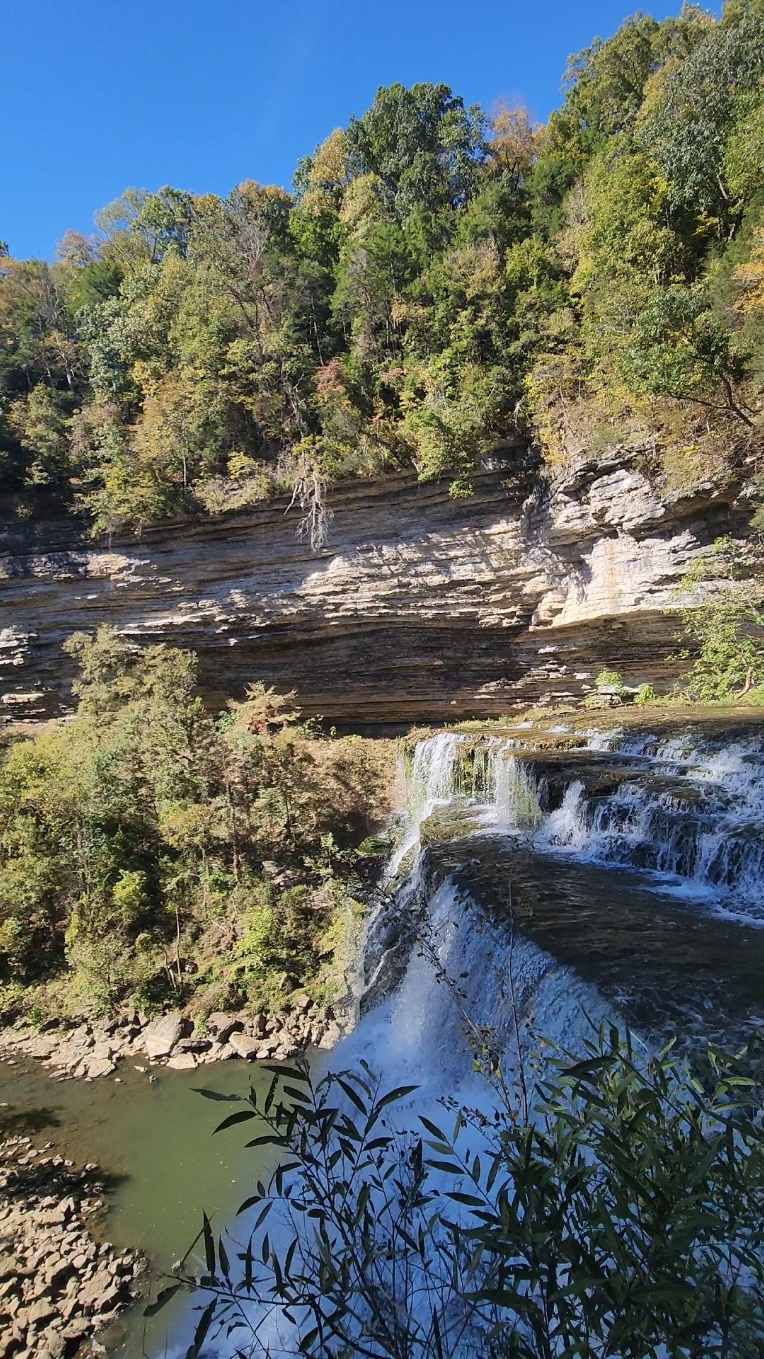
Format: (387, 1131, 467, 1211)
(634, 681, 658, 704)
(638, 3, 764, 222)
(0, 628, 392, 1015)
(4, 8, 764, 534)
(584, 669, 629, 707)
(171, 1029, 764, 1357)
(678, 535, 764, 699)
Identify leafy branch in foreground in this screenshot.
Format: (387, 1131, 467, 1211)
(156, 1031, 764, 1358)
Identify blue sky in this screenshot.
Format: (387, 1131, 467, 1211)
(2, 0, 706, 260)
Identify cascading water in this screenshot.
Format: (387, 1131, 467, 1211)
(167, 715, 764, 1357)
(386, 731, 466, 876)
(360, 717, 764, 1061)
(386, 724, 764, 925)
(537, 731, 764, 924)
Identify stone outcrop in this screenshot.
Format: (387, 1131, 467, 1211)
(0, 451, 751, 727)
(0, 999, 345, 1082)
(0, 1137, 142, 1357)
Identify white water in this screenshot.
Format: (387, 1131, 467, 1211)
(347, 877, 609, 1106)
(174, 721, 764, 1355)
(389, 727, 764, 925)
(386, 732, 465, 876)
(540, 733, 764, 923)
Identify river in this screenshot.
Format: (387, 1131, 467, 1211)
(2, 706, 764, 1356)
(0, 1054, 276, 1355)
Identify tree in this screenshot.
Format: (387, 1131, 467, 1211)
(623, 284, 754, 425)
(345, 83, 486, 228)
(0, 630, 391, 1014)
(678, 535, 764, 699)
(639, 4, 764, 224)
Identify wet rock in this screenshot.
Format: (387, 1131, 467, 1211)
(317, 1022, 342, 1049)
(0, 1135, 143, 1352)
(82, 1057, 116, 1080)
(166, 1052, 197, 1071)
(273, 1043, 300, 1061)
(177, 1037, 211, 1054)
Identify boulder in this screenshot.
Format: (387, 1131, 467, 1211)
(166, 1053, 197, 1071)
(205, 1012, 244, 1044)
(26, 1036, 59, 1059)
(273, 1043, 300, 1061)
(228, 1032, 260, 1060)
(83, 1056, 116, 1080)
(317, 1022, 342, 1050)
(142, 1011, 191, 1059)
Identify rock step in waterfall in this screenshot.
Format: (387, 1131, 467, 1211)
(353, 716, 764, 1085)
(393, 721, 764, 923)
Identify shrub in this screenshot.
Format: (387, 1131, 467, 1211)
(165, 1029, 764, 1358)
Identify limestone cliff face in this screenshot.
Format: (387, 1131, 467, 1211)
(0, 451, 748, 727)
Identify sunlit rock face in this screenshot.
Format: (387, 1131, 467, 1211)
(0, 450, 750, 727)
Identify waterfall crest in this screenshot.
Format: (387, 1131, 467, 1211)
(386, 725, 764, 925)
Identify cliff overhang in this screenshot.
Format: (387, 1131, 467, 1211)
(0, 450, 751, 728)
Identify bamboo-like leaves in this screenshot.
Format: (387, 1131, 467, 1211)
(168, 1031, 764, 1358)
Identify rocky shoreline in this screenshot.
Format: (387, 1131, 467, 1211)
(0, 1136, 143, 1358)
(0, 1000, 346, 1082)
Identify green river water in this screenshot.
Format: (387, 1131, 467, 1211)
(0, 1052, 276, 1356)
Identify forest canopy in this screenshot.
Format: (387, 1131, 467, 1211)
(1, 0, 763, 538)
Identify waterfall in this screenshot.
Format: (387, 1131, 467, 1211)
(388, 727, 764, 925)
(386, 731, 465, 876)
(388, 731, 543, 875)
(538, 732, 764, 923)
(188, 718, 764, 1358)
(346, 876, 609, 1104)
(488, 744, 543, 830)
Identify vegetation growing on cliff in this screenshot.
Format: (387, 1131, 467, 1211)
(0, 628, 392, 1019)
(1, 2, 763, 536)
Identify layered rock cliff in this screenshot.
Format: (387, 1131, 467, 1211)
(0, 450, 749, 728)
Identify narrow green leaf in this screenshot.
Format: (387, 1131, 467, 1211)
(186, 1298, 217, 1359)
(376, 1084, 419, 1110)
(203, 1213, 216, 1276)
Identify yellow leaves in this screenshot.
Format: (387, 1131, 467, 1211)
(486, 103, 541, 184)
(307, 128, 349, 191)
(159, 802, 225, 852)
(505, 237, 556, 292)
(339, 173, 381, 229)
(112, 869, 148, 929)
(734, 227, 764, 317)
(441, 240, 501, 301)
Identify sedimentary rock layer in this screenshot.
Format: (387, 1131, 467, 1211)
(0, 452, 748, 727)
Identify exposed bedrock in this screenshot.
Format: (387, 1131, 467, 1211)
(0, 450, 750, 727)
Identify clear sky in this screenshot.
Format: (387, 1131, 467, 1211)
(2, 0, 706, 261)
